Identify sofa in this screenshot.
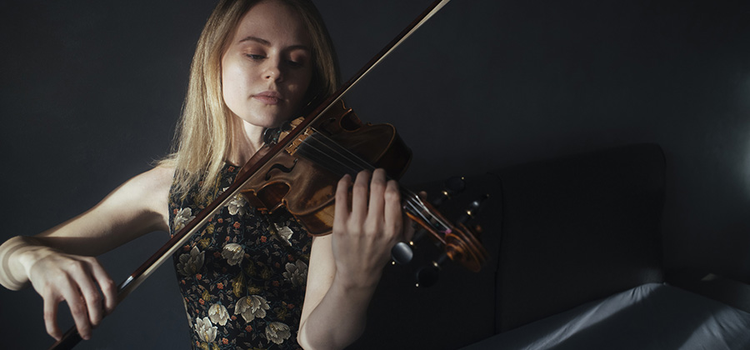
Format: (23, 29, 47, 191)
(347, 143, 750, 349)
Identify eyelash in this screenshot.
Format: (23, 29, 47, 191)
(245, 54, 304, 67)
(287, 60, 303, 67)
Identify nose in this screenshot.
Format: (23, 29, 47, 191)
(264, 58, 283, 82)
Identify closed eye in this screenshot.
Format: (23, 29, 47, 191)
(246, 54, 266, 60)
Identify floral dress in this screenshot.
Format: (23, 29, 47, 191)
(169, 163, 313, 350)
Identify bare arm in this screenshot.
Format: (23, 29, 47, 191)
(0, 165, 174, 340)
(297, 169, 405, 350)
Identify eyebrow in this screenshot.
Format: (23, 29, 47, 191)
(238, 36, 311, 52)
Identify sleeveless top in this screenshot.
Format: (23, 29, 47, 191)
(168, 163, 313, 350)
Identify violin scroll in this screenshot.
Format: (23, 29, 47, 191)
(394, 176, 489, 287)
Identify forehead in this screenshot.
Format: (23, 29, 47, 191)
(232, 0, 311, 47)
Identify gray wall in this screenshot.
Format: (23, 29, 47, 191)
(1, 0, 748, 348)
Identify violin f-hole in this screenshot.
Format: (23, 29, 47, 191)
(264, 158, 299, 180)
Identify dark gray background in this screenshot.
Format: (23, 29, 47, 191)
(1, 0, 749, 348)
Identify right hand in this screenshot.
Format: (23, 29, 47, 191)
(22, 247, 117, 341)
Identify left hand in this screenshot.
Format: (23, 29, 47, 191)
(297, 168, 415, 349)
(331, 169, 404, 288)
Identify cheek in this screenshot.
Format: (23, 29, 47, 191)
(221, 62, 248, 110)
(290, 70, 313, 102)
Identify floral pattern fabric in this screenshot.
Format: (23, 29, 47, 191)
(169, 163, 312, 350)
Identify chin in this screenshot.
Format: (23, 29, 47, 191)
(236, 112, 289, 129)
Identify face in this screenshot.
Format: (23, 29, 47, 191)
(221, 0, 313, 130)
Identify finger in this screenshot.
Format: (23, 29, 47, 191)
(44, 294, 62, 340)
(334, 174, 353, 232)
(367, 169, 388, 224)
(384, 179, 403, 240)
(60, 277, 93, 340)
(89, 260, 118, 314)
(351, 170, 371, 225)
(68, 259, 105, 330)
(404, 216, 416, 242)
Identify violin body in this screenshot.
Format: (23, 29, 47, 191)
(238, 101, 412, 236)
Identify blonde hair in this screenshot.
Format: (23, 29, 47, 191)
(162, 0, 339, 199)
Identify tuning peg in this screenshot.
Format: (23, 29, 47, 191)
(457, 194, 489, 225)
(415, 253, 448, 288)
(391, 220, 427, 265)
(431, 176, 466, 207)
(391, 241, 414, 265)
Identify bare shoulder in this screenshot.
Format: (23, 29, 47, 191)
(122, 165, 175, 221)
(131, 165, 176, 193)
(112, 166, 174, 204)
(91, 165, 176, 235)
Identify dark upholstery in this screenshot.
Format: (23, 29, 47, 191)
(494, 143, 665, 331)
(463, 283, 750, 350)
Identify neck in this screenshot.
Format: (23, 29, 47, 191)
(227, 121, 265, 166)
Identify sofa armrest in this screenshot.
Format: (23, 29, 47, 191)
(667, 269, 750, 314)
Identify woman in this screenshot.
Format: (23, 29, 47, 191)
(0, 0, 407, 349)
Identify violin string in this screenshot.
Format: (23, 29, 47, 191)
(295, 131, 414, 201)
(299, 131, 375, 176)
(296, 139, 438, 231)
(294, 130, 451, 233)
(299, 132, 448, 231)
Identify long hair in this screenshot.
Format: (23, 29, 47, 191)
(162, 0, 339, 199)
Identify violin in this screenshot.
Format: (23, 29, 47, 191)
(50, 0, 487, 348)
(244, 100, 487, 273)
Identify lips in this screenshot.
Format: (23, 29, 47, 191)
(253, 91, 282, 105)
